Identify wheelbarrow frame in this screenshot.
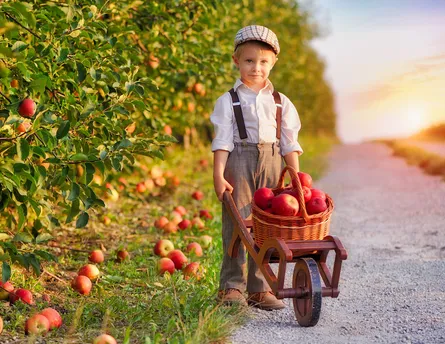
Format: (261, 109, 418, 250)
(223, 190, 348, 326)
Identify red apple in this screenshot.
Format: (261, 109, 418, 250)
(25, 314, 50, 335)
(0, 281, 14, 300)
(199, 235, 213, 249)
(178, 219, 191, 230)
(162, 221, 178, 234)
(169, 211, 183, 225)
(174, 206, 187, 216)
(297, 171, 313, 188)
(17, 121, 31, 133)
(199, 209, 213, 219)
(199, 159, 209, 168)
(78, 264, 100, 281)
(306, 197, 328, 215)
(192, 190, 204, 201)
(18, 98, 36, 118)
(0, 316, 3, 334)
(254, 187, 274, 210)
(117, 250, 130, 262)
(148, 55, 160, 69)
(10, 288, 34, 305)
(183, 262, 204, 280)
(164, 125, 172, 135)
(136, 182, 147, 193)
(93, 333, 117, 344)
(191, 217, 205, 229)
(158, 257, 176, 275)
(167, 249, 188, 270)
(310, 188, 326, 202)
(39, 307, 62, 330)
(89, 249, 105, 264)
(302, 186, 312, 202)
(102, 216, 111, 226)
(271, 194, 299, 216)
(153, 239, 175, 257)
(71, 275, 92, 295)
(264, 207, 273, 214)
(186, 242, 203, 257)
(154, 216, 169, 229)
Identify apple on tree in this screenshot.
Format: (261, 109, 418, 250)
(18, 98, 36, 118)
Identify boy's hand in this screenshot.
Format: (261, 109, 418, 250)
(214, 177, 233, 202)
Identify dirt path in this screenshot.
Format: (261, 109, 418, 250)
(231, 142, 445, 344)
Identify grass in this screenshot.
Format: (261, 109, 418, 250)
(0, 134, 335, 343)
(380, 139, 445, 180)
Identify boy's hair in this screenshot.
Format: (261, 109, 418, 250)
(233, 41, 277, 59)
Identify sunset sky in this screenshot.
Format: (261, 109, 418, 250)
(307, 0, 445, 143)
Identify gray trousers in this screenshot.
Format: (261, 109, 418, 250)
(220, 142, 283, 293)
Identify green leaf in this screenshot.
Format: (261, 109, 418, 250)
(77, 62, 87, 82)
(12, 232, 33, 243)
(28, 254, 41, 276)
(16, 137, 30, 161)
(17, 204, 27, 229)
(35, 233, 53, 244)
(34, 249, 57, 262)
(56, 120, 70, 139)
(11, 41, 28, 53)
(68, 182, 80, 201)
(76, 212, 89, 228)
(2, 262, 11, 283)
(29, 76, 47, 94)
(0, 233, 10, 241)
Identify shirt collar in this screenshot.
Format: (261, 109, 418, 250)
(233, 78, 275, 93)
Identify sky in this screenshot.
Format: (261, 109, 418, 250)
(306, 0, 445, 143)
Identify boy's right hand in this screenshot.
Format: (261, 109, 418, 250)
(214, 177, 233, 202)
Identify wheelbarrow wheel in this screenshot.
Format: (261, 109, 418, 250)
(292, 257, 322, 327)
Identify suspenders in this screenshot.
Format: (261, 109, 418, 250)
(228, 88, 282, 141)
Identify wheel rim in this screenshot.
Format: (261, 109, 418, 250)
(292, 257, 322, 327)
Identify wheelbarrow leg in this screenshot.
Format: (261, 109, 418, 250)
(293, 258, 322, 327)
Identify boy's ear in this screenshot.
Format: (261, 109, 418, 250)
(232, 54, 239, 68)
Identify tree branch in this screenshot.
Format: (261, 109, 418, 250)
(4, 12, 42, 39)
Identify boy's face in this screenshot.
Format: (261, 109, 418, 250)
(232, 42, 277, 91)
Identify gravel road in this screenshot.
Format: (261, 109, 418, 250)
(231, 142, 445, 344)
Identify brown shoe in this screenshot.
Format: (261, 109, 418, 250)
(248, 291, 285, 310)
(217, 288, 248, 306)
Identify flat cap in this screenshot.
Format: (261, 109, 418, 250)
(234, 25, 280, 55)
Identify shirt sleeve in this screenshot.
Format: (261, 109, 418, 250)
(279, 93, 304, 156)
(210, 93, 235, 152)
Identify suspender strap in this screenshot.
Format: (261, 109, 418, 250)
(272, 90, 282, 140)
(229, 88, 282, 140)
(229, 88, 248, 140)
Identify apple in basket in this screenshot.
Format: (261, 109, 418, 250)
(281, 186, 311, 203)
(271, 194, 299, 216)
(306, 197, 328, 215)
(254, 187, 274, 210)
(297, 171, 313, 188)
(310, 188, 326, 201)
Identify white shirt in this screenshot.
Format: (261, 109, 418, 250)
(210, 79, 303, 156)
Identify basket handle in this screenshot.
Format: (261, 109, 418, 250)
(276, 165, 310, 221)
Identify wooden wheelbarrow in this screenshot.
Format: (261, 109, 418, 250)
(223, 190, 348, 327)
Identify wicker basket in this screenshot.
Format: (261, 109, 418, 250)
(251, 166, 334, 247)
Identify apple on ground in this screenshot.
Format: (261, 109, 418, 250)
(153, 239, 174, 257)
(25, 314, 50, 335)
(199, 235, 213, 249)
(154, 216, 169, 229)
(174, 205, 187, 216)
(18, 98, 36, 118)
(192, 190, 204, 201)
(89, 249, 105, 264)
(297, 171, 313, 188)
(310, 188, 326, 201)
(191, 217, 205, 229)
(39, 308, 62, 330)
(199, 209, 213, 220)
(306, 197, 328, 215)
(0, 316, 3, 334)
(0, 281, 14, 300)
(271, 194, 299, 216)
(116, 249, 130, 262)
(78, 264, 100, 281)
(71, 275, 92, 295)
(183, 262, 204, 280)
(186, 242, 203, 257)
(102, 216, 111, 226)
(254, 187, 274, 210)
(178, 219, 191, 230)
(10, 288, 34, 305)
(162, 221, 178, 234)
(93, 333, 117, 344)
(167, 249, 188, 270)
(158, 257, 176, 275)
(199, 159, 209, 168)
(169, 211, 183, 225)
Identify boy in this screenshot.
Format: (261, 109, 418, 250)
(211, 25, 303, 310)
